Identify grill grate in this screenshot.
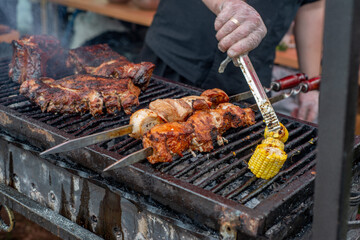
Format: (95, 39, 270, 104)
(0, 58, 320, 237)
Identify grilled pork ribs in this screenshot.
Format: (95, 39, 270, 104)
(9, 35, 70, 84)
(11, 35, 156, 116)
(67, 44, 155, 91)
(20, 75, 141, 116)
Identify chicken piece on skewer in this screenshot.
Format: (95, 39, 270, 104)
(129, 89, 230, 139)
(216, 103, 256, 132)
(181, 96, 212, 111)
(149, 98, 193, 123)
(187, 104, 255, 153)
(186, 110, 225, 153)
(200, 88, 230, 106)
(148, 88, 229, 123)
(129, 109, 165, 139)
(142, 104, 255, 164)
(142, 122, 194, 164)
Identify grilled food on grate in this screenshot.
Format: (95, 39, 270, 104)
(9, 35, 71, 84)
(19, 74, 141, 116)
(248, 123, 289, 179)
(9, 36, 155, 92)
(130, 88, 229, 139)
(142, 103, 255, 164)
(67, 44, 155, 91)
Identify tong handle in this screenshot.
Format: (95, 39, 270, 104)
(272, 73, 308, 91)
(301, 76, 321, 93)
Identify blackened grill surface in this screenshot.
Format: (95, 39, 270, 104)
(0, 58, 321, 238)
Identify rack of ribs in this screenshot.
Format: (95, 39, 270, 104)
(19, 74, 141, 116)
(9, 35, 71, 84)
(67, 44, 155, 91)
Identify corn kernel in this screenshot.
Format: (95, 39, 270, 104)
(264, 123, 289, 143)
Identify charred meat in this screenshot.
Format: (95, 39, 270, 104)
(129, 89, 230, 139)
(67, 44, 155, 91)
(142, 104, 255, 164)
(9, 35, 71, 84)
(142, 122, 195, 164)
(20, 74, 141, 116)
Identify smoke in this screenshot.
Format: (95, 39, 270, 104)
(16, 0, 33, 35)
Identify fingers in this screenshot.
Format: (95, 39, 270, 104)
(297, 103, 309, 121)
(306, 106, 318, 122)
(214, 0, 267, 57)
(296, 92, 319, 122)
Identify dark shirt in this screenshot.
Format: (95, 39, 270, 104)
(144, 0, 318, 95)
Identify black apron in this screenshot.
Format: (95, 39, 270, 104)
(141, 0, 318, 95)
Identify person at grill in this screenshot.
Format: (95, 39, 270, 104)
(139, 0, 324, 122)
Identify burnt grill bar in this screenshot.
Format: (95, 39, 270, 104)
(313, 0, 360, 238)
(0, 58, 358, 239)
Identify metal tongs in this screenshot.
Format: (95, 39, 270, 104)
(219, 55, 280, 133)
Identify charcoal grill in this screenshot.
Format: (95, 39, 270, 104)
(0, 57, 359, 239)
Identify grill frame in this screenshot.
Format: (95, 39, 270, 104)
(0, 58, 355, 238)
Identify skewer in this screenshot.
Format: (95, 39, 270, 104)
(102, 77, 320, 172)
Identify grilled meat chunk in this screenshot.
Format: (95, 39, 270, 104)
(200, 88, 230, 106)
(142, 122, 194, 164)
(149, 99, 193, 122)
(187, 104, 255, 152)
(9, 35, 69, 84)
(142, 103, 255, 164)
(129, 109, 165, 139)
(67, 44, 123, 73)
(216, 103, 256, 132)
(186, 110, 224, 152)
(129, 89, 230, 139)
(181, 96, 212, 111)
(148, 89, 230, 123)
(20, 74, 141, 116)
(67, 44, 155, 91)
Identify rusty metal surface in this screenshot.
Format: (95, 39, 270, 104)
(0, 136, 218, 240)
(0, 58, 346, 238)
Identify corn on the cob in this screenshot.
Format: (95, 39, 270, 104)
(248, 138, 287, 179)
(248, 122, 289, 180)
(261, 137, 285, 149)
(264, 123, 289, 143)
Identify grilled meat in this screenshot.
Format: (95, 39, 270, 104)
(181, 96, 212, 111)
(20, 74, 141, 116)
(129, 109, 165, 139)
(67, 44, 123, 73)
(67, 44, 155, 91)
(200, 88, 230, 106)
(129, 89, 230, 139)
(187, 104, 255, 153)
(142, 122, 194, 164)
(149, 99, 193, 123)
(142, 103, 255, 164)
(186, 110, 224, 152)
(148, 89, 229, 123)
(9, 35, 70, 84)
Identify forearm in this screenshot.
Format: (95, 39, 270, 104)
(294, 0, 325, 78)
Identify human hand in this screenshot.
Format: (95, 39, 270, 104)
(291, 91, 319, 122)
(214, 0, 267, 58)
